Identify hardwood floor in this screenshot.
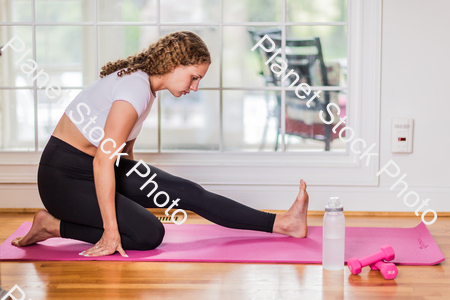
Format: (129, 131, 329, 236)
(0, 211, 449, 300)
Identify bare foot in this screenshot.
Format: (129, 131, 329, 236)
(11, 209, 61, 247)
(273, 179, 309, 238)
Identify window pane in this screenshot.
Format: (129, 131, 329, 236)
(224, 25, 279, 88)
(134, 96, 158, 151)
(0, 89, 35, 150)
(160, 0, 220, 23)
(0, 0, 32, 22)
(98, 26, 158, 72)
(223, 90, 281, 152)
(0, 26, 34, 87)
(37, 89, 81, 149)
(1, 1, 351, 155)
(223, 0, 282, 23)
(36, 26, 96, 87)
(98, 0, 157, 23)
(286, 25, 347, 87)
(161, 90, 219, 151)
(35, 0, 94, 23)
(285, 90, 347, 152)
(286, 0, 347, 23)
(160, 26, 219, 88)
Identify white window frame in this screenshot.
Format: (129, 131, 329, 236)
(0, 0, 382, 187)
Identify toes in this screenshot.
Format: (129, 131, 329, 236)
(11, 237, 22, 247)
(300, 179, 307, 190)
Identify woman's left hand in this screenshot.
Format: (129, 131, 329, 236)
(79, 228, 128, 257)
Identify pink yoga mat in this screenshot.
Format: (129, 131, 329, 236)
(0, 222, 445, 265)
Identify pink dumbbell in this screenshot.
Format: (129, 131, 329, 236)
(347, 244, 395, 275)
(370, 260, 398, 280)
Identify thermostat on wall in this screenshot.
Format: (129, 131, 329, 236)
(391, 118, 414, 153)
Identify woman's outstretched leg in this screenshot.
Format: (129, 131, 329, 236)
(11, 209, 61, 247)
(115, 158, 309, 238)
(272, 179, 309, 238)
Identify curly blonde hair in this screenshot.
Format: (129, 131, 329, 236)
(99, 31, 211, 78)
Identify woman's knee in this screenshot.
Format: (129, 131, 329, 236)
(134, 219, 165, 250)
(176, 179, 207, 201)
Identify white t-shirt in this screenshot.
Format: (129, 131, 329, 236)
(64, 70, 156, 147)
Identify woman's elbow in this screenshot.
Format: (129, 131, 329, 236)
(93, 154, 114, 169)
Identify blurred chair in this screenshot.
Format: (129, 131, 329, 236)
(248, 27, 346, 151)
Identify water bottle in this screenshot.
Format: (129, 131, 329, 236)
(322, 197, 345, 270)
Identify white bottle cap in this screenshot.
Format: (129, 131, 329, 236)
(325, 197, 343, 212)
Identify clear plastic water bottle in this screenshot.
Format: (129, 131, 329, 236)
(322, 197, 345, 270)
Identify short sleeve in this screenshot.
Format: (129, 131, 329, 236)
(111, 73, 151, 118)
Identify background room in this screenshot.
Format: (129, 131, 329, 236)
(0, 0, 447, 217)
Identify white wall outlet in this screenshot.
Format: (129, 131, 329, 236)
(391, 118, 414, 153)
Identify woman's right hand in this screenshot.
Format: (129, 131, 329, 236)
(80, 228, 128, 257)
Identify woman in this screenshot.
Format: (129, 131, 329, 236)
(11, 31, 309, 257)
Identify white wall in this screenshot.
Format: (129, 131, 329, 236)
(374, 0, 450, 216)
(1, 0, 449, 223)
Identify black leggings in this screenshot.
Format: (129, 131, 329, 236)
(37, 136, 276, 250)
